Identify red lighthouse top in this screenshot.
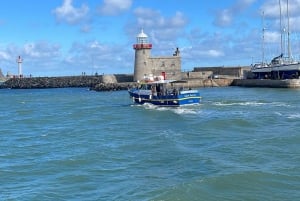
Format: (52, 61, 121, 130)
(133, 29, 152, 50)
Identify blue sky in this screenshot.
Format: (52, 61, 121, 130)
(1, 0, 300, 76)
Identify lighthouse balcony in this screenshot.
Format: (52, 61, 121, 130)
(133, 44, 152, 49)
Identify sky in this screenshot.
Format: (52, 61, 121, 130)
(1, 0, 300, 76)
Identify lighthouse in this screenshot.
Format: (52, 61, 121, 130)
(132, 29, 182, 81)
(16, 56, 23, 78)
(133, 29, 152, 81)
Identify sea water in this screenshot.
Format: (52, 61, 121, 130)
(0, 87, 299, 201)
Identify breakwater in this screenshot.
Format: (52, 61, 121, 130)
(90, 82, 134, 91)
(0, 74, 133, 90)
(1, 76, 103, 89)
(90, 78, 234, 91)
(2, 74, 300, 90)
(0, 75, 233, 91)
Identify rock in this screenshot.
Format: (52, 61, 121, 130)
(90, 82, 134, 91)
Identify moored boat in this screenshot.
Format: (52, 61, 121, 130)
(251, 54, 300, 79)
(251, 0, 300, 80)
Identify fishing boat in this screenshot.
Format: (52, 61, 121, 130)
(251, 0, 300, 79)
(128, 76, 201, 107)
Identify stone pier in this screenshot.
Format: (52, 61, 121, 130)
(232, 79, 300, 88)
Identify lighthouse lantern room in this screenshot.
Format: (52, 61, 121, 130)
(133, 29, 152, 50)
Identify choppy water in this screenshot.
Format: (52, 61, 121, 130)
(0, 87, 299, 201)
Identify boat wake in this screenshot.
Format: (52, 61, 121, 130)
(214, 101, 265, 107)
(213, 101, 290, 107)
(133, 102, 202, 115)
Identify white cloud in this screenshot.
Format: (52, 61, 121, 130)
(134, 8, 187, 29)
(98, 0, 132, 15)
(206, 49, 225, 57)
(171, 12, 187, 27)
(65, 40, 132, 73)
(264, 31, 280, 43)
(0, 51, 11, 60)
(134, 7, 158, 27)
(131, 7, 188, 42)
(80, 24, 91, 33)
(213, 9, 232, 27)
(213, 0, 256, 27)
(186, 48, 224, 58)
(233, 0, 256, 12)
(260, 0, 300, 18)
(24, 42, 61, 59)
(0, 42, 64, 76)
(261, 0, 300, 32)
(52, 0, 89, 24)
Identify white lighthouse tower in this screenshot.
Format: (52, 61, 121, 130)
(133, 29, 152, 81)
(16, 56, 23, 78)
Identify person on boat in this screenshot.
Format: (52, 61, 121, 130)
(151, 85, 157, 96)
(172, 88, 178, 95)
(156, 84, 161, 96)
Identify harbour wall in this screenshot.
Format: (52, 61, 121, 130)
(192, 66, 251, 79)
(2, 73, 300, 90)
(232, 79, 300, 88)
(183, 78, 234, 88)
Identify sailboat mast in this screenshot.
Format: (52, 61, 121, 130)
(262, 11, 266, 64)
(279, 0, 283, 55)
(287, 0, 291, 60)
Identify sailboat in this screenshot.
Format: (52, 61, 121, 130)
(251, 0, 300, 79)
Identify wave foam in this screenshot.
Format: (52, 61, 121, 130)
(287, 113, 300, 119)
(213, 101, 290, 107)
(135, 103, 202, 115)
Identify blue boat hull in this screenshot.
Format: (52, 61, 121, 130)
(128, 90, 201, 107)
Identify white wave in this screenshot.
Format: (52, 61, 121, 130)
(135, 102, 202, 115)
(271, 102, 291, 107)
(173, 107, 198, 114)
(143, 103, 160, 110)
(213, 101, 265, 106)
(274, 112, 283, 116)
(287, 113, 300, 119)
(213, 101, 290, 107)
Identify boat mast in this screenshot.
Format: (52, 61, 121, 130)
(287, 0, 291, 61)
(262, 11, 266, 65)
(279, 0, 283, 56)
